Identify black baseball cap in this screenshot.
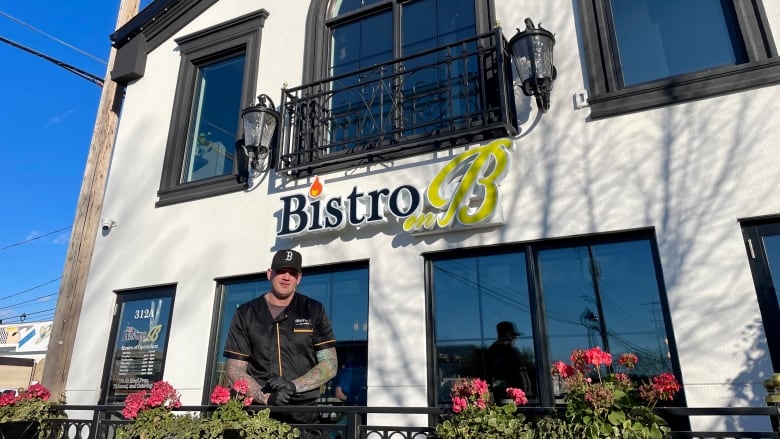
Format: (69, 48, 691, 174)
(271, 249, 302, 272)
(497, 321, 521, 338)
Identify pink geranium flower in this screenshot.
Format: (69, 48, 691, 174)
(584, 346, 612, 367)
(121, 380, 181, 420)
(233, 379, 249, 396)
(210, 385, 231, 405)
(506, 387, 528, 406)
(452, 396, 468, 413)
(121, 390, 148, 420)
(553, 360, 575, 378)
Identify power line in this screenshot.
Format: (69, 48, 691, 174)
(0, 308, 55, 324)
(0, 278, 60, 302)
(0, 36, 103, 87)
(0, 292, 59, 311)
(0, 226, 72, 251)
(0, 10, 107, 65)
(25, 316, 55, 324)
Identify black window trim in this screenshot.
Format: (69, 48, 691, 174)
(740, 214, 780, 371)
(98, 283, 177, 405)
(577, 0, 780, 120)
(157, 10, 268, 207)
(424, 227, 686, 410)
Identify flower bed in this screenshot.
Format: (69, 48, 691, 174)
(436, 347, 681, 439)
(115, 380, 299, 439)
(0, 383, 65, 439)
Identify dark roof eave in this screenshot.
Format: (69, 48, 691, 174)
(110, 0, 180, 48)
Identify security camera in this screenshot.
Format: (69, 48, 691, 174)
(101, 218, 116, 232)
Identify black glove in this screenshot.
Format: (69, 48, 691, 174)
(268, 376, 297, 395)
(266, 387, 292, 405)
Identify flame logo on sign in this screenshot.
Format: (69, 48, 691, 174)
(309, 176, 323, 198)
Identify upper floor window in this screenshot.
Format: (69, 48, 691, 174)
(279, 0, 516, 175)
(157, 11, 267, 206)
(578, 0, 780, 119)
(181, 54, 245, 183)
(610, 1, 745, 87)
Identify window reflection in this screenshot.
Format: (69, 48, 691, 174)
(325, 0, 480, 152)
(540, 240, 673, 386)
(433, 253, 538, 404)
(432, 235, 675, 405)
(609, 0, 746, 86)
(181, 54, 245, 183)
(763, 235, 780, 308)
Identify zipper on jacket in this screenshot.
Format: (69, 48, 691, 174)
(275, 321, 283, 376)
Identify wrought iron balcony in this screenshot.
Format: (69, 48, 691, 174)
(277, 27, 518, 176)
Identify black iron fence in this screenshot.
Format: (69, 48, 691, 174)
(31, 404, 780, 439)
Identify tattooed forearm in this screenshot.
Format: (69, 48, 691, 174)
(292, 347, 338, 393)
(226, 358, 270, 404)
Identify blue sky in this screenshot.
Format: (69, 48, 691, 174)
(0, 0, 152, 325)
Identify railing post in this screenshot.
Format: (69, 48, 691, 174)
(344, 411, 361, 439)
(764, 372, 780, 432)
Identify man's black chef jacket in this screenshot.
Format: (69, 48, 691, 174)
(223, 292, 336, 404)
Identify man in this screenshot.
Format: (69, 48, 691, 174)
(223, 249, 338, 434)
(333, 351, 367, 406)
(485, 321, 529, 402)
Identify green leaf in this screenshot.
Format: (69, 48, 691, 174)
(607, 409, 626, 425)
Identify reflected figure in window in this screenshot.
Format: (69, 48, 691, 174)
(333, 351, 367, 406)
(485, 321, 531, 402)
(329, 351, 367, 439)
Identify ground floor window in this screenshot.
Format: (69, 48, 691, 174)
(207, 263, 369, 407)
(741, 218, 780, 371)
(429, 229, 682, 407)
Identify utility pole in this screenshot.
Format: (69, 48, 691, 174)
(42, 0, 140, 399)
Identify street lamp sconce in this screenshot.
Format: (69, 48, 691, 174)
(508, 18, 557, 112)
(237, 93, 280, 185)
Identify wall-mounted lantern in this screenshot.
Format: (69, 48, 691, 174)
(508, 18, 557, 112)
(237, 94, 279, 185)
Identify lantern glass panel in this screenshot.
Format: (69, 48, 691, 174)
(242, 109, 276, 152)
(530, 34, 554, 79)
(510, 37, 533, 84)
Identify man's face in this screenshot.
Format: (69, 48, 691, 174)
(267, 267, 302, 298)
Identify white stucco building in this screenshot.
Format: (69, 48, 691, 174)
(61, 0, 780, 432)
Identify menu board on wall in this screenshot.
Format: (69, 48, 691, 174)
(105, 295, 173, 404)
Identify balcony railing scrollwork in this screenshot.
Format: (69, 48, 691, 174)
(278, 27, 518, 176)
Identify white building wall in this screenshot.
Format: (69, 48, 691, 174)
(67, 0, 780, 430)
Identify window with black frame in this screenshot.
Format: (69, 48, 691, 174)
(741, 219, 780, 372)
(327, 0, 479, 152)
(430, 232, 681, 407)
(208, 264, 369, 410)
(432, 252, 538, 404)
(157, 11, 267, 206)
(577, 0, 780, 119)
(282, 0, 512, 174)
